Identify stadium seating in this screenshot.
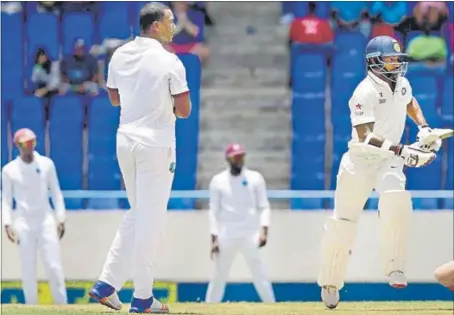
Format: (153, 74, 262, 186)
(292, 53, 326, 97)
(27, 13, 60, 61)
(49, 96, 85, 208)
(1, 12, 24, 101)
(61, 12, 95, 55)
(441, 75, 453, 120)
(87, 95, 121, 209)
(98, 2, 131, 41)
(2, 100, 9, 166)
(10, 96, 46, 157)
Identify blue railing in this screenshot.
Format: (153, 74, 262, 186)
(60, 190, 453, 199)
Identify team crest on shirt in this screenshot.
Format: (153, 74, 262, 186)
(169, 162, 176, 174)
(401, 87, 407, 96)
(393, 42, 401, 53)
(354, 103, 363, 116)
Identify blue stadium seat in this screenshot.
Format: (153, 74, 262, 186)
(406, 75, 438, 123)
(48, 96, 84, 208)
(10, 97, 45, 157)
(291, 133, 326, 209)
(27, 13, 59, 61)
(331, 118, 351, 189)
(87, 96, 121, 208)
(292, 97, 325, 122)
(1, 13, 24, 99)
(62, 12, 95, 55)
(292, 53, 326, 96)
(445, 138, 454, 190)
(334, 31, 367, 55)
(406, 158, 442, 190)
(2, 101, 9, 166)
(331, 52, 365, 117)
(169, 54, 202, 209)
(99, 3, 131, 40)
(441, 75, 453, 119)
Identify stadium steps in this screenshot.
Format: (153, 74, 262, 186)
(198, 2, 291, 209)
(197, 88, 291, 210)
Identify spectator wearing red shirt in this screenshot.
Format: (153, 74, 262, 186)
(289, 2, 334, 45)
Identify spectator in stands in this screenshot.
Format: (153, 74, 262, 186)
(60, 39, 99, 96)
(167, 1, 210, 63)
(369, 2, 407, 38)
(405, 30, 448, 64)
(94, 39, 126, 90)
(31, 48, 60, 98)
(36, 2, 61, 14)
(413, 2, 449, 32)
(330, 1, 371, 37)
(289, 2, 334, 45)
(190, 2, 214, 27)
(61, 1, 97, 14)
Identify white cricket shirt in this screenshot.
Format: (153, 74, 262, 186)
(107, 36, 189, 148)
(1, 152, 66, 226)
(208, 168, 271, 238)
(347, 71, 413, 155)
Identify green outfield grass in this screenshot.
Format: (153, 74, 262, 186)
(2, 302, 453, 315)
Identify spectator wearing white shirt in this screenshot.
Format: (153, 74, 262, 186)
(205, 144, 275, 304)
(2, 128, 67, 305)
(88, 2, 191, 313)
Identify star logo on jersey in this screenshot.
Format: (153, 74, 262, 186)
(169, 162, 176, 174)
(355, 103, 363, 116)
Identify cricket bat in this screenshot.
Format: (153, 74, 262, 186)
(419, 128, 454, 145)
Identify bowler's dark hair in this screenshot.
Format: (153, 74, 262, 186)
(139, 2, 169, 32)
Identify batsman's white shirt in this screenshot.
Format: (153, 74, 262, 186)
(208, 168, 271, 238)
(107, 36, 189, 148)
(347, 71, 413, 160)
(1, 152, 65, 225)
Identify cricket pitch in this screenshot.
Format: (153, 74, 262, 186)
(2, 302, 453, 315)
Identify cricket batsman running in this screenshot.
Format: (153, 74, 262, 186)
(317, 35, 444, 309)
(88, 2, 191, 313)
(2, 128, 67, 305)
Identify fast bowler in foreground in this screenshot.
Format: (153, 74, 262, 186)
(2, 128, 67, 305)
(88, 2, 191, 313)
(317, 35, 441, 309)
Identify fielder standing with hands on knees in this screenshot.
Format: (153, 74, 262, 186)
(88, 2, 191, 313)
(205, 144, 275, 304)
(2, 128, 67, 305)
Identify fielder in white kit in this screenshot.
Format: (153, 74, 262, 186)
(317, 36, 442, 309)
(205, 144, 276, 303)
(2, 128, 67, 305)
(88, 2, 191, 313)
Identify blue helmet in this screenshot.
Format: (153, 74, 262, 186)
(365, 36, 408, 82)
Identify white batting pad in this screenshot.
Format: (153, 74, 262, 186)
(379, 190, 413, 276)
(318, 217, 357, 290)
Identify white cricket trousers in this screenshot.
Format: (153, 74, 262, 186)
(14, 214, 67, 304)
(99, 133, 175, 299)
(205, 232, 275, 303)
(334, 152, 406, 222)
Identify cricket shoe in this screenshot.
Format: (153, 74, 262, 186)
(129, 296, 170, 313)
(89, 280, 122, 311)
(321, 285, 340, 309)
(388, 270, 407, 289)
